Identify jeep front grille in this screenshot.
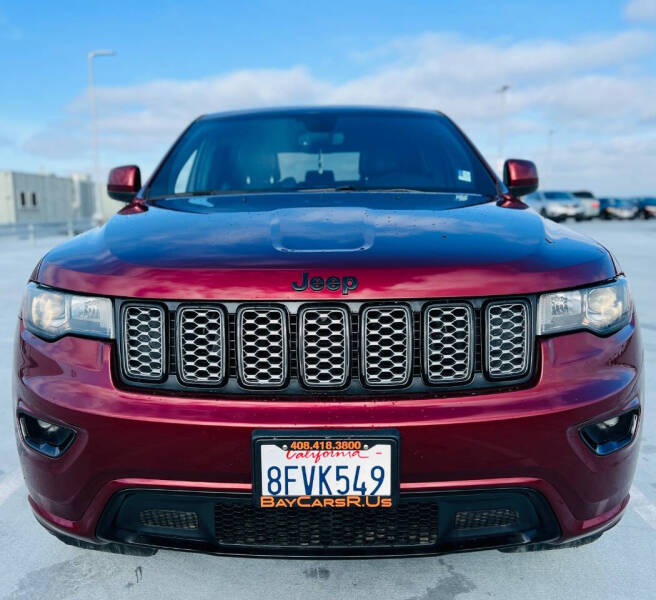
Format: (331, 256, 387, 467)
(118, 298, 535, 394)
(121, 304, 165, 380)
(177, 306, 226, 385)
(298, 306, 350, 388)
(424, 304, 474, 384)
(237, 306, 287, 387)
(485, 302, 530, 378)
(361, 305, 412, 386)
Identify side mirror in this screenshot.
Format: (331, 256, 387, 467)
(503, 159, 538, 197)
(107, 165, 141, 202)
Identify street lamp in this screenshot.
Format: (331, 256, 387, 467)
(495, 84, 510, 175)
(546, 129, 556, 188)
(88, 49, 116, 225)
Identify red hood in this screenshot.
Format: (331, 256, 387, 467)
(35, 193, 616, 300)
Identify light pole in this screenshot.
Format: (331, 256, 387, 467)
(88, 49, 116, 225)
(547, 129, 555, 188)
(495, 84, 510, 175)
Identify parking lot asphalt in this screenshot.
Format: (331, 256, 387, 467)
(0, 220, 655, 600)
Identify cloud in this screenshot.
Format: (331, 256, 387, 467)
(23, 30, 656, 195)
(625, 0, 656, 22)
(0, 12, 22, 41)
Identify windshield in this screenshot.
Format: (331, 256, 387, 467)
(147, 110, 497, 199)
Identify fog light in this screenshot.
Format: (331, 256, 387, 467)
(580, 409, 639, 456)
(18, 413, 76, 458)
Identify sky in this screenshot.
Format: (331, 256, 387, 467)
(1, 0, 655, 196)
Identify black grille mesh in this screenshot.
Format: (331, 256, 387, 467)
(214, 501, 439, 548)
(299, 307, 349, 387)
(454, 508, 519, 530)
(178, 307, 225, 384)
(362, 306, 412, 386)
(486, 302, 529, 378)
(424, 304, 474, 383)
(139, 508, 199, 530)
(237, 307, 287, 386)
(122, 305, 165, 380)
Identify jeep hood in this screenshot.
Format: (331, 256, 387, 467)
(36, 193, 616, 300)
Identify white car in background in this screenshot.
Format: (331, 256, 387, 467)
(572, 190, 601, 219)
(523, 190, 584, 221)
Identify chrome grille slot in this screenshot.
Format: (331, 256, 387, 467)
(237, 307, 287, 387)
(299, 307, 349, 387)
(121, 304, 165, 380)
(361, 305, 412, 386)
(486, 302, 529, 378)
(118, 298, 534, 393)
(177, 307, 226, 384)
(424, 304, 473, 384)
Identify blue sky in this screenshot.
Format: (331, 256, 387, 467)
(1, 0, 655, 195)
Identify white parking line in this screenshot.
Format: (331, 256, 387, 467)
(630, 486, 656, 530)
(0, 469, 24, 507)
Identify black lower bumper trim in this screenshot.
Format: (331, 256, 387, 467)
(97, 488, 560, 558)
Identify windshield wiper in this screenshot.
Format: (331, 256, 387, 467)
(368, 187, 433, 193)
(294, 185, 362, 192)
(149, 189, 249, 201)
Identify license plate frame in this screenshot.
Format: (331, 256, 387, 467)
(252, 429, 400, 508)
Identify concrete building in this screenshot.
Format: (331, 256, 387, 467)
(0, 170, 97, 224)
(99, 185, 126, 222)
(70, 173, 96, 219)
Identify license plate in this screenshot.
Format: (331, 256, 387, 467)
(252, 430, 400, 509)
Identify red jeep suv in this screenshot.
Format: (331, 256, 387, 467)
(14, 107, 642, 557)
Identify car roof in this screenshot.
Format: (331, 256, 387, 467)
(199, 105, 445, 121)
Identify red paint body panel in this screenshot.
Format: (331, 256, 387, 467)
(14, 316, 642, 543)
(36, 197, 615, 300)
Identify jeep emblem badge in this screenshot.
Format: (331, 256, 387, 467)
(291, 273, 358, 295)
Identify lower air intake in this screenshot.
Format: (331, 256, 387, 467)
(454, 508, 519, 530)
(214, 502, 439, 549)
(139, 509, 199, 530)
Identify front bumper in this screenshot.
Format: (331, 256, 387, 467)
(607, 208, 638, 219)
(14, 318, 642, 556)
(544, 204, 583, 219)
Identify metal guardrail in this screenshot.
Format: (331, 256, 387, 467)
(0, 219, 95, 241)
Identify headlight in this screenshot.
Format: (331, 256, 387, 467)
(22, 283, 114, 340)
(537, 277, 631, 336)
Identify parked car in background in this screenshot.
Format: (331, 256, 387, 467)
(523, 190, 584, 221)
(599, 198, 640, 220)
(572, 190, 601, 220)
(638, 197, 656, 219)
